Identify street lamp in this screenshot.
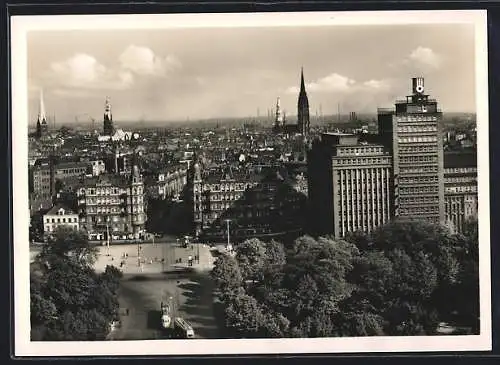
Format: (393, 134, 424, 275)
(106, 216, 111, 256)
(225, 219, 232, 251)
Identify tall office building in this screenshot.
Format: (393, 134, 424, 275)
(307, 133, 392, 238)
(378, 77, 445, 224)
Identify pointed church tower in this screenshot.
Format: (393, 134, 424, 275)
(297, 67, 310, 136)
(103, 96, 114, 136)
(36, 89, 48, 137)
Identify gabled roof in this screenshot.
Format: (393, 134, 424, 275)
(45, 203, 76, 215)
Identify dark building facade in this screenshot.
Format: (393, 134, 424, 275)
(377, 77, 445, 224)
(444, 149, 478, 233)
(192, 163, 306, 242)
(32, 160, 89, 202)
(308, 133, 392, 238)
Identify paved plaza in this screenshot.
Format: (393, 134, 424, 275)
(94, 242, 216, 274)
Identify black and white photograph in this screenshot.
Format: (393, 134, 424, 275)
(12, 10, 490, 356)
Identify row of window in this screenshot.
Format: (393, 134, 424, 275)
(444, 167, 477, 174)
(398, 136, 438, 143)
(45, 217, 78, 223)
(399, 145, 437, 153)
(86, 207, 123, 214)
(86, 198, 122, 205)
(445, 186, 477, 193)
(399, 176, 439, 184)
(446, 195, 478, 203)
(400, 166, 438, 174)
(400, 196, 439, 204)
(337, 146, 383, 155)
(398, 125, 437, 133)
(335, 158, 390, 165)
(399, 155, 438, 163)
(80, 186, 144, 195)
(56, 168, 86, 175)
(397, 116, 438, 122)
(445, 176, 477, 183)
(399, 186, 439, 194)
(399, 207, 440, 214)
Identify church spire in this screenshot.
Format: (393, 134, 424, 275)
(38, 89, 47, 124)
(300, 66, 306, 94)
(297, 67, 310, 136)
(103, 96, 114, 135)
(275, 96, 283, 126)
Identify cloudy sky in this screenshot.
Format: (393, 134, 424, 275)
(27, 24, 476, 124)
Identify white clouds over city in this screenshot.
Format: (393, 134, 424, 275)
(40, 45, 180, 97)
(287, 73, 391, 95)
(407, 46, 443, 69)
(119, 45, 181, 77)
(28, 25, 476, 120)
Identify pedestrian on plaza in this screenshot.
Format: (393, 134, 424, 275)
(126, 308, 129, 316)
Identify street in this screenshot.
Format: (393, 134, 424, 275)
(107, 269, 221, 340)
(99, 241, 222, 340)
(30, 240, 225, 340)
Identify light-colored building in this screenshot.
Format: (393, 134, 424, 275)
(308, 133, 392, 238)
(378, 77, 445, 224)
(43, 204, 79, 234)
(77, 165, 147, 240)
(158, 166, 188, 199)
(444, 150, 478, 233)
(90, 160, 106, 176)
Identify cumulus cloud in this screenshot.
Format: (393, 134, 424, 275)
(45, 53, 134, 91)
(363, 79, 392, 91)
(408, 46, 442, 69)
(287, 73, 391, 95)
(119, 45, 181, 77)
(390, 46, 443, 72)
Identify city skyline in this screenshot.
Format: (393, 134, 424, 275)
(14, 11, 490, 357)
(28, 23, 476, 124)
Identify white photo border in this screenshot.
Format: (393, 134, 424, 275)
(12, 10, 491, 356)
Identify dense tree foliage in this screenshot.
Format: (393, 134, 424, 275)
(31, 227, 122, 341)
(211, 219, 480, 338)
